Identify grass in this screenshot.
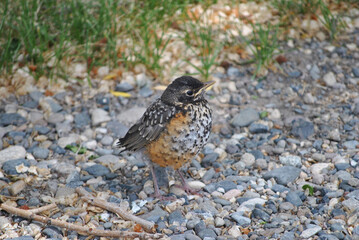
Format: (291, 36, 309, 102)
(247, 23, 280, 78)
(0, 0, 355, 85)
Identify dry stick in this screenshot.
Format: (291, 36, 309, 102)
(76, 187, 155, 233)
(28, 203, 57, 214)
(0, 204, 163, 239)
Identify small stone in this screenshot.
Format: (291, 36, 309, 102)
(252, 208, 270, 221)
(310, 65, 321, 80)
(29, 91, 43, 102)
(42, 227, 62, 238)
(141, 206, 168, 222)
(263, 166, 301, 185)
(285, 191, 303, 206)
(228, 225, 242, 238)
(342, 198, 359, 212)
(300, 225, 322, 238)
(352, 67, 359, 78)
(288, 70, 302, 78)
(92, 108, 111, 126)
(290, 118, 314, 139)
(231, 213, 251, 226)
(0, 146, 26, 164)
(249, 123, 269, 133)
(103, 222, 112, 229)
(312, 153, 325, 162)
(101, 135, 113, 146)
(304, 93, 316, 104)
(328, 129, 341, 141)
(97, 66, 109, 78)
(279, 155, 302, 168)
(32, 147, 50, 159)
(202, 168, 216, 182)
(227, 67, 244, 78)
(9, 180, 26, 196)
(117, 107, 146, 125)
(241, 153, 255, 167)
(0, 113, 27, 126)
(231, 108, 259, 127)
(215, 180, 237, 192)
(343, 140, 359, 149)
(139, 87, 153, 98)
(323, 72, 337, 87)
(197, 228, 217, 239)
(74, 112, 91, 128)
(84, 164, 110, 177)
(168, 210, 186, 224)
(55, 186, 76, 198)
(223, 189, 242, 200)
(215, 217, 225, 227)
(2, 159, 30, 175)
(201, 153, 219, 167)
(115, 82, 134, 92)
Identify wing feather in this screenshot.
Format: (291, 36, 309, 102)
(116, 99, 177, 151)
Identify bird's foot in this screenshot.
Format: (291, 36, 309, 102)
(150, 191, 176, 201)
(174, 183, 202, 196)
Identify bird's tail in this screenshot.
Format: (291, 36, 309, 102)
(112, 139, 126, 153)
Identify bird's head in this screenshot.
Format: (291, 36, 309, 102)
(161, 76, 214, 106)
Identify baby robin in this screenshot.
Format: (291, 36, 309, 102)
(115, 76, 214, 200)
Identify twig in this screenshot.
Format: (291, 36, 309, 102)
(28, 203, 57, 214)
(0, 204, 163, 239)
(76, 187, 155, 233)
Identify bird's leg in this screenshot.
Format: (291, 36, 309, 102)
(176, 170, 201, 196)
(149, 164, 175, 201)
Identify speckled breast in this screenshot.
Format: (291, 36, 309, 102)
(146, 102, 212, 170)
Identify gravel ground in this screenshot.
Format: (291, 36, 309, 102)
(1, 32, 359, 240)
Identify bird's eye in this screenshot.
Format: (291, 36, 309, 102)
(186, 90, 194, 96)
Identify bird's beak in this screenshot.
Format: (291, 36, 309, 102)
(195, 81, 215, 97)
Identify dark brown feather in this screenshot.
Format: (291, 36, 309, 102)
(116, 99, 178, 151)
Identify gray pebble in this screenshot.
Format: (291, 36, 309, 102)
(0, 113, 27, 126)
(202, 168, 216, 182)
(279, 155, 302, 168)
(230, 213, 251, 226)
(197, 229, 217, 239)
(2, 159, 30, 175)
(309, 65, 321, 80)
(249, 123, 269, 133)
(215, 180, 237, 192)
(29, 91, 43, 102)
(34, 125, 51, 135)
(291, 118, 314, 139)
(201, 153, 219, 167)
(42, 227, 62, 238)
(103, 222, 112, 229)
(343, 140, 359, 149)
(32, 147, 50, 159)
(169, 210, 186, 224)
(352, 67, 359, 78)
(285, 191, 303, 206)
(251, 208, 270, 222)
(84, 164, 110, 177)
(74, 112, 91, 128)
(115, 82, 134, 92)
(263, 166, 301, 185)
(231, 108, 259, 127)
(101, 135, 114, 146)
(139, 87, 153, 97)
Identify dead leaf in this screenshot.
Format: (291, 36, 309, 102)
(110, 91, 131, 98)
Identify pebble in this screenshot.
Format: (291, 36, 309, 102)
(323, 72, 337, 87)
(115, 82, 134, 92)
(0, 146, 26, 164)
(300, 225, 322, 238)
(353, 67, 359, 78)
(309, 65, 321, 80)
(0, 113, 27, 126)
(285, 191, 303, 206)
(263, 166, 301, 185)
(290, 118, 314, 139)
(230, 213, 251, 226)
(9, 180, 26, 196)
(279, 155, 302, 167)
(249, 123, 269, 133)
(32, 147, 49, 159)
(74, 112, 91, 128)
(84, 164, 110, 177)
(201, 153, 219, 167)
(231, 108, 259, 127)
(91, 108, 111, 126)
(241, 153, 255, 167)
(2, 159, 30, 175)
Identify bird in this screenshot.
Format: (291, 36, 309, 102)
(114, 76, 214, 200)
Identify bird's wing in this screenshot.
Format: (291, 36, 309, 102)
(115, 99, 177, 152)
